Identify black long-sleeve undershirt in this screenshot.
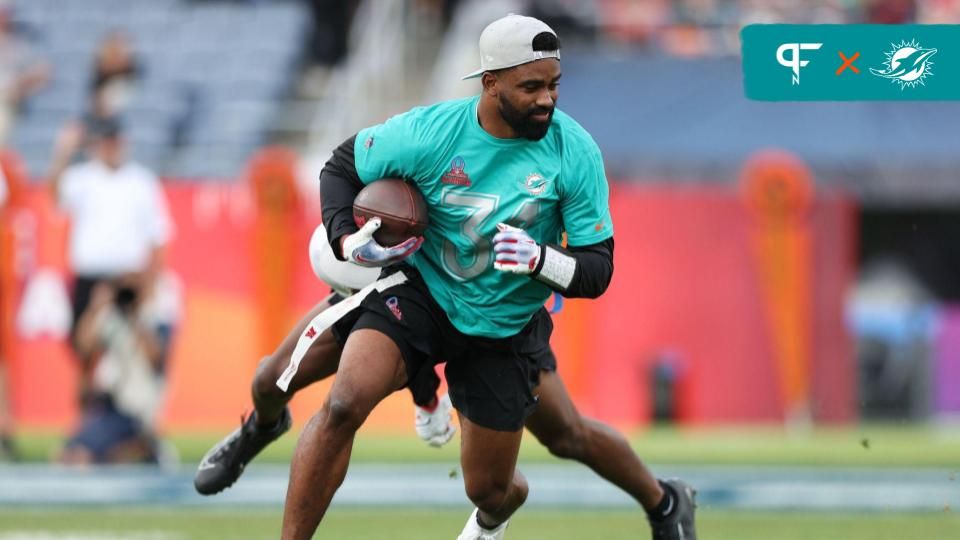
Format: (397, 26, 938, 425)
(536, 238, 614, 299)
(318, 134, 614, 297)
(319, 136, 364, 260)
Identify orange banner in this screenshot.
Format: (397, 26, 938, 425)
(741, 150, 815, 423)
(2, 160, 857, 431)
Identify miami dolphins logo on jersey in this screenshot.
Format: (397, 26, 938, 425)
(522, 173, 549, 196)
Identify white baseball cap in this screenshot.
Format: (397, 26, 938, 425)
(462, 14, 560, 80)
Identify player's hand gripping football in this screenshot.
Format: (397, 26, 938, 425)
(493, 222, 542, 275)
(341, 217, 423, 267)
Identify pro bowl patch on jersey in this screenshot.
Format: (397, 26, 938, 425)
(742, 24, 960, 100)
(523, 173, 548, 196)
(441, 156, 471, 186)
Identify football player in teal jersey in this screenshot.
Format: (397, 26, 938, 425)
(194, 14, 697, 540)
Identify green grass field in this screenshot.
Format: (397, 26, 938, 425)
(16, 422, 960, 467)
(7, 424, 959, 538)
(1, 508, 958, 540)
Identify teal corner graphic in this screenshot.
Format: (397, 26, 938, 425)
(742, 25, 960, 101)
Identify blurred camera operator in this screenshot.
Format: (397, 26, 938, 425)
(58, 271, 177, 465)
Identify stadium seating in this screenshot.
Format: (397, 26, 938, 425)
(9, 0, 309, 179)
(556, 51, 960, 203)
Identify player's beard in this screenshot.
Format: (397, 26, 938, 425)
(498, 94, 554, 141)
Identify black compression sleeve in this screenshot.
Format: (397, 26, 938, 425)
(532, 237, 614, 299)
(320, 135, 365, 260)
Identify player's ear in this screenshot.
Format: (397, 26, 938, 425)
(481, 72, 499, 97)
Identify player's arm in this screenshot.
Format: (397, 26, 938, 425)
(493, 224, 613, 298)
(540, 237, 613, 298)
(319, 135, 423, 266)
(495, 128, 614, 297)
(319, 135, 364, 260)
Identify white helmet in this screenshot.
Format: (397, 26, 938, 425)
(309, 223, 381, 296)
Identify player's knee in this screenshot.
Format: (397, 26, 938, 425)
(511, 473, 529, 507)
(465, 482, 508, 514)
(540, 423, 587, 460)
(323, 395, 367, 433)
(464, 475, 525, 513)
(252, 355, 285, 402)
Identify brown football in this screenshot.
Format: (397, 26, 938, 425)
(353, 178, 429, 246)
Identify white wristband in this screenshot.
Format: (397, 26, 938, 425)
(535, 245, 576, 290)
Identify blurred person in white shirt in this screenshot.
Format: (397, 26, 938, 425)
(48, 116, 173, 402)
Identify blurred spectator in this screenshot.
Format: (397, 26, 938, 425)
(597, 0, 670, 46)
(47, 116, 173, 406)
(918, 0, 960, 23)
(299, 0, 360, 96)
(0, 0, 50, 146)
(0, 161, 14, 461)
(416, 0, 465, 28)
(306, 0, 359, 67)
(57, 271, 180, 465)
(529, 0, 600, 42)
(88, 30, 142, 122)
(848, 258, 938, 420)
(864, 0, 917, 22)
(580, 0, 927, 55)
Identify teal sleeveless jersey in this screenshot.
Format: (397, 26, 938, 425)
(354, 95, 613, 338)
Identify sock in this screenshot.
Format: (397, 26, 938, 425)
(253, 409, 286, 432)
(476, 512, 502, 531)
(419, 395, 440, 413)
(647, 481, 676, 522)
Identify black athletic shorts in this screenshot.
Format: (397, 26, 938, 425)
(329, 292, 557, 375)
(525, 309, 556, 373)
(330, 276, 443, 410)
(331, 265, 552, 431)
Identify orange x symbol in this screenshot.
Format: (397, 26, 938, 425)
(836, 51, 860, 75)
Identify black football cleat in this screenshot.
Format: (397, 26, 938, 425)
(193, 407, 291, 495)
(650, 478, 697, 540)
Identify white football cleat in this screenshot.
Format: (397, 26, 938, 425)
(456, 508, 509, 540)
(415, 393, 456, 447)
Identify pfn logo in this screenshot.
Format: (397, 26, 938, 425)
(776, 43, 823, 85)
